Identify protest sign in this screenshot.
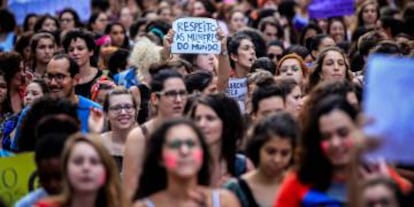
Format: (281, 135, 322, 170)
(8, 0, 91, 25)
(226, 78, 248, 113)
(171, 17, 221, 54)
(309, 0, 354, 19)
(363, 55, 414, 165)
(0, 153, 37, 206)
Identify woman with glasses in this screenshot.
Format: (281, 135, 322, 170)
(133, 118, 241, 207)
(101, 87, 138, 172)
(123, 69, 188, 200)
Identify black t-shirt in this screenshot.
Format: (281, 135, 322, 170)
(75, 69, 103, 99)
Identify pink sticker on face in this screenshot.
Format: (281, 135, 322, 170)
(320, 140, 330, 156)
(98, 171, 107, 186)
(192, 149, 203, 165)
(163, 152, 178, 170)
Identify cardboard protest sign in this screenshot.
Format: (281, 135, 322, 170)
(0, 153, 37, 206)
(172, 18, 221, 54)
(8, 0, 91, 25)
(309, 0, 354, 19)
(363, 55, 414, 165)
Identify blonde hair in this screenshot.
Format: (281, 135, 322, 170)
(129, 37, 162, 83)
(45, 133, 129, 207)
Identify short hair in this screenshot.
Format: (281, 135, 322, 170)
(251, 57, 276, 74)
(227, 32, 253, 68)
(252, 84, 285, 114)
(50, 54, 80, 78)
(62, 29, 96, 52)
(246, 112, 298, 166)
(185, 70, 213, 94)
(34, 133, 71, 164)
(150, 69, 184, 93)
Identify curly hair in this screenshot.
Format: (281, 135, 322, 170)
(128, 37, 162, 83)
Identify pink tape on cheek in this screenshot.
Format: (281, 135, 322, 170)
(192, 149, 203, 165)
(98, 171, 107, 186)
(163, 152, 178, 170)
(320, 141, 330, 156)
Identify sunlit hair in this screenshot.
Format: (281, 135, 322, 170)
(128, 37, 162, 83)
(46, 133, 129, 207)
(307, 47, 353, 92)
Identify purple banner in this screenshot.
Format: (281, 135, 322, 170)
(309, 0, 355, 19)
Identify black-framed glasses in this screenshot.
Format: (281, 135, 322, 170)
(157, 89, 188, 99)
(165, 139, 198, 150)
(43, 73, 69, 83)
(108, 104, 135, 114)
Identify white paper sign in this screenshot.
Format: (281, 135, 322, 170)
(226, 77, 247, 113)
(364, 55, 414, 165)
(172, 17, 221, 54)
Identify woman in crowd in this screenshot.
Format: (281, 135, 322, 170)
(356, 0, 380, 30)
(101, 87, 138, 171)
(185, 70, 217, 95)
(328, 17, 348, 43)
(277, 78, 304, 119)
(133, 118, 241, 207)
(36, 133, 129, 207)
(266, 40, 285, 66)
(59, 8, 83, 32)
(180, 53, 217, 74)
(34, 14, 59, 33)
(307, 47, 353, 92)
(88, 12, 109, 37)
(191, 94, 254, 187)
(228, 10, 248, 34)
(30, 32, 57, 78)
(274, 95, 411, 206)
(22, 13, 38, 33)
(275, 53, 309, 88)
(225, 112, 298, 207)
(105, 22, 130, 49)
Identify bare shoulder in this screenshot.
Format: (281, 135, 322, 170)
(217, 189, 241, 207)
(126, 126, 146, 143)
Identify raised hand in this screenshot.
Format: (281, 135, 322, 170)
(88, 107, 105, 134)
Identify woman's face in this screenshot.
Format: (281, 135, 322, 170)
(160, 7, 173, 23)
(362, 184, 399, 207)
(68, 38, 93, 68)
(194, 103, 223, 146)
(156, 78, 187, 118)
(109, 25, 126, 47)
(107, 94, 136, 130)
(285, 86, 303, 118)
(0, 76, 7, 104)
(319, 109, 356, 167)
(267, 45, 283, 66)
(329, 21, 345, 43)
(202, 77, 217, 95)
(36, 38, 55, 65)
(192, 1, 207, 16)
(362, 4, 378, 26)
(93, 13, 108, 33)
(233, 39, 256, 69)
(24, 82, 44, 106)
(42, 18, 58, 32)
(163, 124, 203, 178)
(318, 37, 336, 52)
(321, 50, 347, 81)
(27, 16, 38, 31)
(317, 19, 328, 33)
(196, 54, 216, 72)
(120, 7, 133, 29)
(230, 12, 247, 33)
(259, 137, 293, 176)
(67, 142, 106, 193)
(60, 12, 75, 31)
(278, 58, 304, 84)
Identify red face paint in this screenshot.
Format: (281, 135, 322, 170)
(192, 149, 203, 166)
(320, 140, 330, 156)
(163, 152, 179, 170)
(98, 171, 107, 186)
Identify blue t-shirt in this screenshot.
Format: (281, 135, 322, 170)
(11, 96, 101, 151)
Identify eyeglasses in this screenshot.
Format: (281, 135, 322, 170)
(165, 139, 198, 150)
(108, 104, 135, 114)
(43, 73, 69, 83)
(157, 90, 188, 99)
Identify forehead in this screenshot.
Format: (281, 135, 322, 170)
(166, 124, 198, 141)
(37, 38, 54, 45)
(70, 142, 99, 157)
(27, 82, 42, 90)
(47, 58, 70, 73)
(109, 94, 133, 105)
(281, 58, 300, 66)
(319, 110, 353, 131)
(324, 50, 344, 60)
(259, 96, 284, 110)
(70, 38, 88, 47)
(163, 77, 185, 90)
(62, 12, 73, 18)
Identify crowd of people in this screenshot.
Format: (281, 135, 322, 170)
(1, 0, 414, 206)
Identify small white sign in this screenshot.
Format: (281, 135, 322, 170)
(171, 17, 221, 54)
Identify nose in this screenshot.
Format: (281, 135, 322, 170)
(179, 143, 190, 155)
(333, 62, 340, 71)
(330, 135, 342, 148)
(197, 117, 207, 129)
(273, 153, 283, 164)
(49, 78, 58, 86)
